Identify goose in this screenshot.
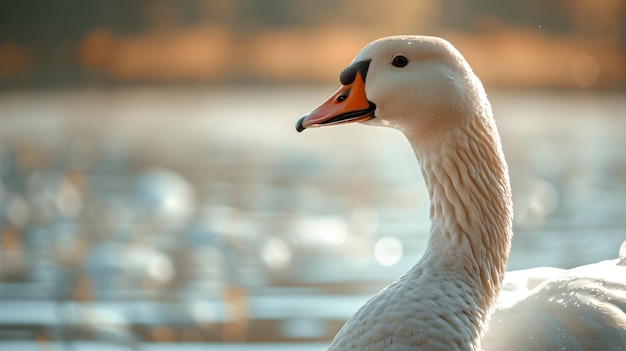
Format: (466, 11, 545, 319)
(295, 35, 626, 350)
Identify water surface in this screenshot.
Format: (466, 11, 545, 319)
(0, 88, 623, 349)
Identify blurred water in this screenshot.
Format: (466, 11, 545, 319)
(0, 87, 624, 349)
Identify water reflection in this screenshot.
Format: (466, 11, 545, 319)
(0, 88, 624, 349)
(373, 236, 403, 267)
(294, 216, 348, 247)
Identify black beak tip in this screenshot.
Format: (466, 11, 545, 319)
(295, 117, 306, 133)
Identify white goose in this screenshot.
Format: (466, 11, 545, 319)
(295, 35, 626, 351)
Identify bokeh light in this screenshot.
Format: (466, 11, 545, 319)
(373, 236, 404, 267)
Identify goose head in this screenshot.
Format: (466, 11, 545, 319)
(296, 35, 487, 145)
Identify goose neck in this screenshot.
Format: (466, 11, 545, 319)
(409, 114, 513, 317)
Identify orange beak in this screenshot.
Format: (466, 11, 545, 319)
(296, 72, 376, 132)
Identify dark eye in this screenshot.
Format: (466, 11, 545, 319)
(391, 55, 408, 68)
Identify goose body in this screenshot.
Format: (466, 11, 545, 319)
(295, 35, 626, 350)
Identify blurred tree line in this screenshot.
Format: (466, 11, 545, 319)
(0, 0, 624, 89)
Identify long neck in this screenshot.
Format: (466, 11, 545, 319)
(326, 111, 514, 351)
(408, 112, 513, 343)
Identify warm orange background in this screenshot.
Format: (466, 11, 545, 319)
(1, 0, 625, 89)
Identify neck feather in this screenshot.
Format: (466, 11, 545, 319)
(326, 110, 513, 351)
(409, 111, 513, 339)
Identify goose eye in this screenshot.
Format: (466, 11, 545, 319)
(391, 55, 408, 68)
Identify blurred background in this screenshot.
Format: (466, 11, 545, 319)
(0, 1, 625, 350)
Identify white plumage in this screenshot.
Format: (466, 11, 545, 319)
(296, 35, 626, 350)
